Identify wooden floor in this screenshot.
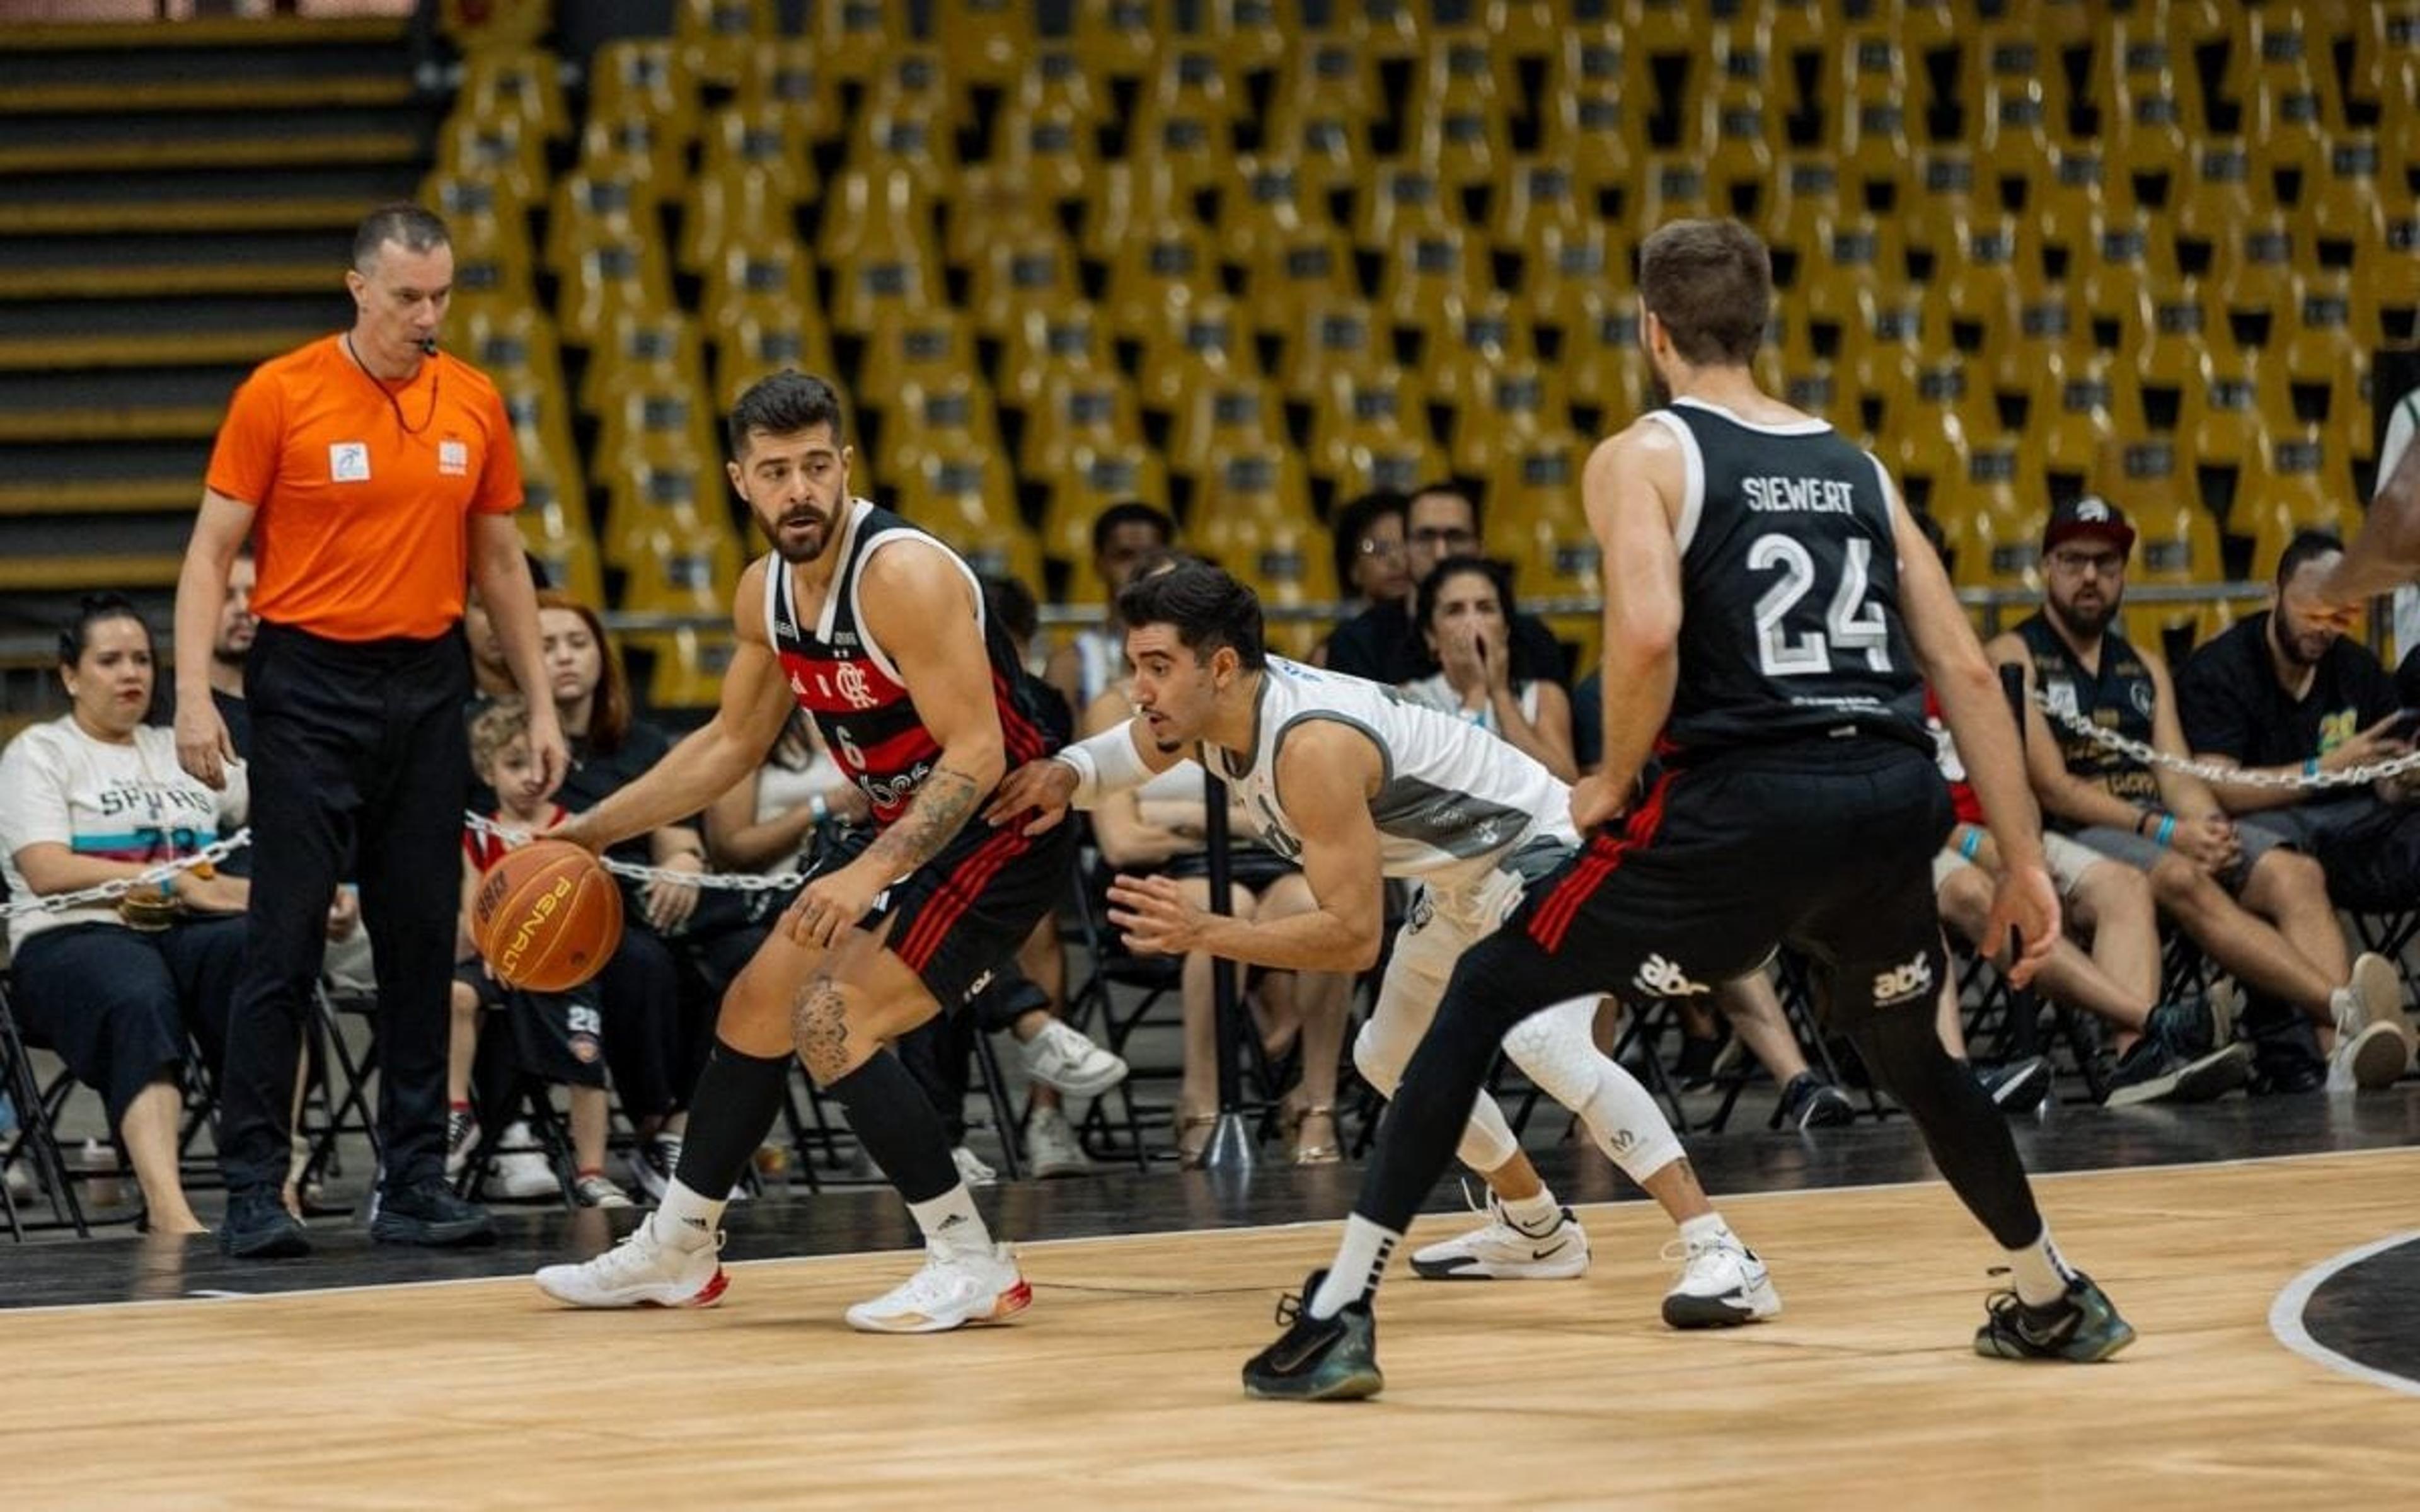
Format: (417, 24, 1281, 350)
(6, 1148, 2418, 1509)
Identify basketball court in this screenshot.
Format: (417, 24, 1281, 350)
(8, 1096, 2419, 1508)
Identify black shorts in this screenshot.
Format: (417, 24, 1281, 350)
(451, 959, 607, 1089)
(1489, 738, 1955, 1033)
(824, 816, 1081, 1012)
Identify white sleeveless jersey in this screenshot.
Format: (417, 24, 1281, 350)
(1199, 656, 1574, 881)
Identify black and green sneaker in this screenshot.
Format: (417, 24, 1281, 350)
(1242, 1270, 1385, 1401)
(1974, 1272, 2136, 1362)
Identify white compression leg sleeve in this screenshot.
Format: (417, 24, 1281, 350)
(1499, 997, 1686, 1185)
(1352, 1016, 1523, 1174)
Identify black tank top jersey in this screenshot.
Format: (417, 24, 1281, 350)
(765, 500, 1056, 830)
(1654, 398, 1929, 760)
(2012, 612, 2161, 810)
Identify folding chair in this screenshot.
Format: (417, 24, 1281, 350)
(0, 970, 88, 1239)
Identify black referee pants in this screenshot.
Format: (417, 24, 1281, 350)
(217, 621, 470, 1195)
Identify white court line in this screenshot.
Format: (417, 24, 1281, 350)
(2267, 1229, 2420, 1399)
(6, 1141, 2417, 1320)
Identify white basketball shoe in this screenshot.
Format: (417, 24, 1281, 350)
(844, 1243, 1032, 1334)
(1661, 1232, 1782, 1328)
(1408, 1191, 1591, 1281)
(533, 1214, 727, 1309)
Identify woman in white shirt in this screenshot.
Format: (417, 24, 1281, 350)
(1399, 555, 1579, 781)
(0, 597, 248, 1234)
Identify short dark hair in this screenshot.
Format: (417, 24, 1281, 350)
(57, 592, 150, 669)
(1091, 501, 1175, 558)
(1330, 489, 1407, 589)
(1414, 554, 1519, 633)
(727, 370, 848, 460)
(352, 202, 451, 272)
(1114, 558, 1267, 671)
(1639, 218, 1773, 367)
(980, 571, 1039, 647)
(2275, 529, 2344, 592)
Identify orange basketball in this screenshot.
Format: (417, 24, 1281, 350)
(473, 840, 623, 992)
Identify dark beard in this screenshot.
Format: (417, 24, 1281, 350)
(2048, 595, 2115, 639)
(763, 511, 834, 564)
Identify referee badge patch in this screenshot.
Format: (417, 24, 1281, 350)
(439, 438, 470, 476)
(328, 442, 372, 482)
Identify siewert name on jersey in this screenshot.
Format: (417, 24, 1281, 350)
(1742, 476, 1858, 515)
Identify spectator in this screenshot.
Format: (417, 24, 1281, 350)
(449, 700, 629, 1208)
(174, 202, 560, 1257)
(1325, 481, 1567, 688)
(1043, 502, 1176, 716)
(1400, 554, 1579, 781)
(0, 597, 247, 1235)
(535, 590, 709, 1196)
(1081, 676, 1351, 1166)
(1987, 498, 2409, 1092)
(2377, 379, 2420, 660)
(1310, 490, 1410, 666)
(2179, 532, 2420, 925)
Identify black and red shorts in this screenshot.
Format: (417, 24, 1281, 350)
(822, 817, 1080, 1012)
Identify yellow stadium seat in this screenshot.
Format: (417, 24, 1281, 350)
(1131, 88, 1236, 207)
(1801, 215, 1896, 351)
(1241, 224, 1357, 344)
(997, 301, 1115, 415)
(1216, 154, 1316, 277)
(815, 165, 933, 275)
(587, 42, 697, 169)
(710, 311, 838, 410)
(621, 519, 743, 617)
(1103, 214, 1222, 347)
(695, 112, 818, 210)
(543, 166, 657, 275)
(1307, 364, 1429, 490)
(555, 231, 674, 348)
(1521, 220, 1622, 339)
(811, 1, 910, 84)
(930, 0, 1030, 88)
(966, 229, 1080, 342)
(1136, 297, 1256, 416)
(856, 307, 977, 417)
(1376, 224, 1491, 346)
(671, 0, 774, 88)
(1539, 45, 1639, 221)
(2302, 134, 2387, 272)
(2214, 220, 2301, 348)
(2283, 277, 2359, 427)
(1272, 33, 1381, 136)
(847, 97, 960, 204)
(1405, 50, 1510, 199)
(2236, 430, 2362, 580)
(993, 98, 1099, 209)
(1484, 426, 1588, 548)
(515, 491, 605, 609)
(1264, 86, 1370, 207)
(1277, 295, 1383, 408)
(1424, 290, 1535, 420)
(1071, 0, 1160, 82)
(636, 627, 739, 712)
(595, 381, 718, 478)
(602, 457, 727, 571)
(730, 42, 839, 149)
(679, 166, 798, 283)
(434, 112, 548, 206)
(2104, 438, 2228, 646)
(1452, 364, 1572, 483)
(1940, 443, 2048, 596)
(891, 444, 1037, 576)
(1564, 294, 1651, 432)
(700, 236, 814, 336)
(1353, 163, 1458, 258)
(1042, 443, 1175, 598)
(1163, 376, 1288, 485)
(1703, 87, 1780, 221)
(579, 309, 706, 418)
(941, 162, 1060, 275)
(2179, 358, 2267, 491)
(879, 372, 1005, 485)
(1490, 156, 1590, 272)
(1024, 367, 1144, 517)
(458, 46, 568, 140)
(1839, 91, 1913, 212)
(2169, 138, 2258, 278)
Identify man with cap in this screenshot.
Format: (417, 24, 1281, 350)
(1985, 498, 2409, 1092)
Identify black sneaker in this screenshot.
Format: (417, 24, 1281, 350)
(371, 1177, 498, 1247)
(1974, 1272, 2136, 1362)
(1242, 1269, 1385, 1401)
(1974, 1055, 2053, 1113)
(219, 1188, 311, 1259)
(1780, 1072, 1857, 1130)
(2146, 998, 2221, 1060)
(2104, 1036, 2253, 1107)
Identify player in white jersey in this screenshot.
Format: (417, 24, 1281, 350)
(989, 559, 1777, 1326)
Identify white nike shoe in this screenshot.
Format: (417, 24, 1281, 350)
(533, 1213, 727, 1309)
(1661, 1232, 1782, 1329)
(1020, 1018, 1129, 1097)
(2327, 953, 2414, 1091)
(1408, 1189, 1591, 1281)
(844, 1243, 1032, 1334)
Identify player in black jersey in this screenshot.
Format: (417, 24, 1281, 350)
(1245, 219, 2134, 1400)
(532, 372, 1073, 1332)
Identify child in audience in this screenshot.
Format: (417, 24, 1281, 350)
(449, 700, 628, 1208)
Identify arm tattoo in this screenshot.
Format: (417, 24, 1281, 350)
(860, 767, 981, 877)
(792, 972, 852, 1086)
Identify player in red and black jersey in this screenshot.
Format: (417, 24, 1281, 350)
(534, 372, 1072, 1332)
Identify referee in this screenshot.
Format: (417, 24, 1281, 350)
(173, 203, 567, 1257)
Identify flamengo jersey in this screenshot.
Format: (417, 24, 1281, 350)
(1199, 656, 1574, 879)
(764, 499, 1054, 829)
(1651, 397, 1928, 759)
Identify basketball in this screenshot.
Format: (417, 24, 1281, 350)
(472, 840, 623, 993)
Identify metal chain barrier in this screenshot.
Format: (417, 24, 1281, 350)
(2, 816, 809, 922)
(0, 829, 252, 920)
(461, 813, 807, 892)
(2029, 693, 2420, 791)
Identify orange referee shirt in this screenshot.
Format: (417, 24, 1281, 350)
(205, 335, 522, 642)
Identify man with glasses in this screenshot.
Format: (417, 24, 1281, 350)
(1323, 482, 1569, 687)
(1986, 498, 2407, 1093)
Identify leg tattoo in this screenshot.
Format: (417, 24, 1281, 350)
(792, 974, 853, 1086)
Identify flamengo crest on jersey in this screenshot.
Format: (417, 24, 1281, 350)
(763, 499, 1052, 828)
(1199, 656, 1572, 879)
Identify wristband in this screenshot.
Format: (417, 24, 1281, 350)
(1051, 719, 1155, 806)
(1956, 827, 1984, 861)
(2155, 815, 2175, 848)
(2304, 757, 2321, 778)
(809, 793, 829, 823)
